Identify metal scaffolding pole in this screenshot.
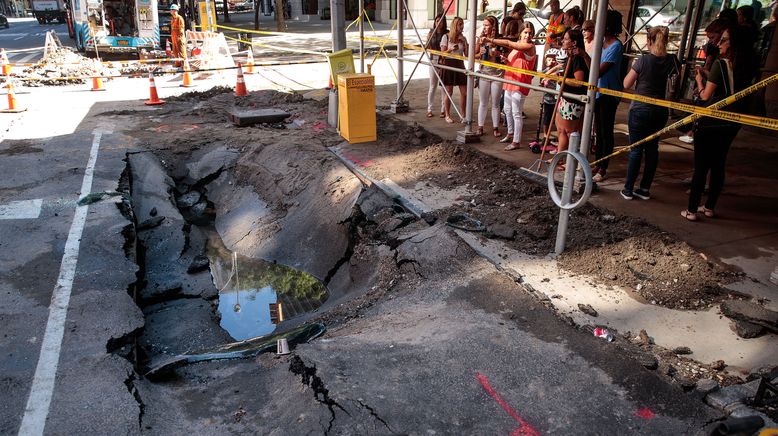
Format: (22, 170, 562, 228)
(458, 0, 479, 143)
(391, 0, 409, 112)
(554, 0, 607, 254)
(676, 0, 696, 62)
(359, 0, 365, 73)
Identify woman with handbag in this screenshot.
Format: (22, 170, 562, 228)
(426, 14, 448, 118)
(620, 26, 680, 201)
(474, 16, 504, 137)
(682, 25, 748, 221)
(440, 17, 469, 124)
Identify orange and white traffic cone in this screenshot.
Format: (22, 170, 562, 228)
(91, 69, 106, 91)
(2, 80, 26, 113)
(1, 49, 11, 77)
(144, 72, 165, 106)
(235, 64, 248, 97)
(180, 59, 195, 88)
(243, 49, 255, 74)
(165, 39, 172, 58)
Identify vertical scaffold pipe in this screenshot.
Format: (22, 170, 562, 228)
(464, 0, 477, 134)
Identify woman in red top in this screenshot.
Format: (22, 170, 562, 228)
(485, 22, 537, 150)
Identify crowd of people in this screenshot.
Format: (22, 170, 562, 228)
(425, 1, 772, 222)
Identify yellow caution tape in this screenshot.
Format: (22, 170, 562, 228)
(589, 73, 778, 167)
(222, 33, 326, 56)
(377, 37, 778, 131)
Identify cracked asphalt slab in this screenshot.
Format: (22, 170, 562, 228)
(0, 86, 729, 434)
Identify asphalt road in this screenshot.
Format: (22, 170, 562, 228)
(0, 18, 75, 64)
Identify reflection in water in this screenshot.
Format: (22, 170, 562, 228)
(206, 234, 329, 341)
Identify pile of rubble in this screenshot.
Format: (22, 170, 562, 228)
(18, 44, 118, 87)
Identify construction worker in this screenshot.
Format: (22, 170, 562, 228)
(170, 3, 186, 67)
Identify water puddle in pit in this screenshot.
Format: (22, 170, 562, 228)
(206, 233, 329, 341)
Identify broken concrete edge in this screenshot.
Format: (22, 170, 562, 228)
(705, 376, 778, 429)
(328, 143, 428, 219)
(326, 147, 778, 405)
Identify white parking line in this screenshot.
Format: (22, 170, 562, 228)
(0, 199, 43, 219)
(17, 129, 104, 436)
(14, 35, 26, 41)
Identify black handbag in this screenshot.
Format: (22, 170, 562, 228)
(694, 59, 735, 132)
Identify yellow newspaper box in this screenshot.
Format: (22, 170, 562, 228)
(337, 73, 376, 144)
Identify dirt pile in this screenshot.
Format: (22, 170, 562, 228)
(344, 125, 744, 311)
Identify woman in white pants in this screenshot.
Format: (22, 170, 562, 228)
(484, 22, 537, 150)
(426, 14, 447, 118)
(474, 16, 504, 136)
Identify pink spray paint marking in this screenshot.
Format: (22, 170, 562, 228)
(310, 121, 327, 133)
(476, 372, 540, 436)
(635, 408, 656, 419)
(341, 151, 374, 168)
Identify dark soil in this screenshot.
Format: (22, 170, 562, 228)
(351, 134, 743, 310)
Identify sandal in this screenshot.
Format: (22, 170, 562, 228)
(476, 127, 484, 136)
(504, 142, 521, 151)
(499, 134, 514, 143)
(426, 111, 433, 118)
(493, 128, 500, 137)
(681, 210, 698, 221)
(439, 112, 445, 118)
(697, 206, 715, 218)
(445, 116, 455, 124)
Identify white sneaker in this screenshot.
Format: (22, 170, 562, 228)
(679, 135, 694, 144)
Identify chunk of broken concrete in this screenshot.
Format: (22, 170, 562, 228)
(488, 224, 516, 240)
(731, 319, 766, 339)
(674, 346, 693, 355)
(696, 378, 719, 395)
(187, 255, 210, 274)
(720, 300, 778, 334)
(176, 191, 201, 208)
(137, 216, 165, 230)
(636, 353, 658, 370)
(229, 108, 291, 127)
(578, 304, 598, 317)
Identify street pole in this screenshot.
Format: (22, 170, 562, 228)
(457, 0, 479, 143)
(554, 0, 606, 255)
(328, 0, 346, 126)
(359, 0, 365, 73)
(391, 0, 408, 112)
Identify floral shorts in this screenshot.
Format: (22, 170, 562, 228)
(557, 97, 584, 121)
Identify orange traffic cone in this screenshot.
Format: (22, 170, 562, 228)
(144, 72, 165, 106)
(243, 50, 255, 74)
(2, 80, 26, 113)
(91, 69, 106, 91)
(1, 49, 10, 76)
(235, 65, 248, 97)
(180, 59, 195, 88)
(165, 39, 172, 58)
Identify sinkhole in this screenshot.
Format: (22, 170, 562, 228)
(206, 232, 329, 341)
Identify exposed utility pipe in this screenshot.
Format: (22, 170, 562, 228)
(554, 0, 607, 254)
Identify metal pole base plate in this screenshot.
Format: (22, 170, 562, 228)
(389, 101, 409, 113)
(456, 130, 480, 144)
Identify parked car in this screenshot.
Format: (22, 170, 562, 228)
(235, 0, 254, 11)
(634, 6, 683, 31)
(0, 14, 8, 29)
(463, 8, 549, 45)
